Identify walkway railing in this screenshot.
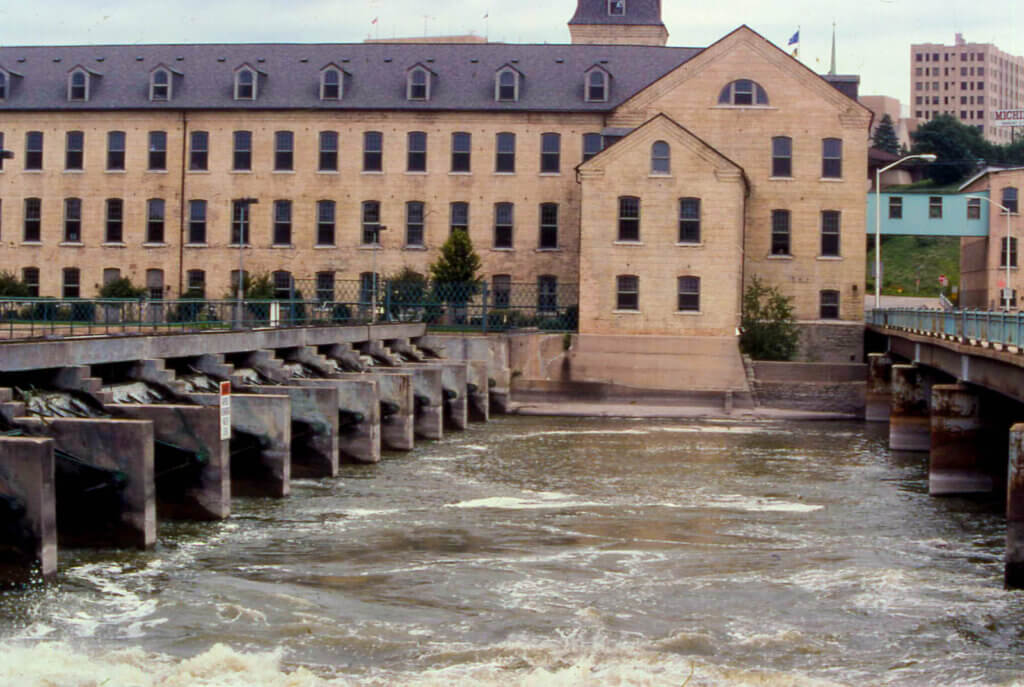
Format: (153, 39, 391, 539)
(868, 308, 1024, 348)
(0, 281, 579, 340)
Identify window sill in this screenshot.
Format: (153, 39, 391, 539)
(102, 242, 127, 247)
(613, 240, 643, 246)
(59, 242, 84, 247)
(536, 247, 561, 252)
(675, 310, 702, 316)
(819, 177, 844, 182)
(766, 254, 794, 260)
(612, 309, 641, 314)
(676, 241, 703, 247)
(490, 247, 514, 252)
(184, 243, 207, 248)
(817, 255, 843, 261)
(404, 245, 427, 251)
(142, 242, 169, 248)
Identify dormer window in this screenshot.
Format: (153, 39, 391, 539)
(608, 0, 625, 15)
(68, 68, 89, 101)
(495, 67, 519, 102)
(407, 66, 431, 100)
(234, 67, 257, 100)
(584, 67, 609, 102)
(150, 68, 171, 101)
(320, 66, 342, 100)
(718, 79, 769, 106)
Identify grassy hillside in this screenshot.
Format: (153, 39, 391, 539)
(866, 235, 961, 298)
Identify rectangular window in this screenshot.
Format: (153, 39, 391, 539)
(771, 209, 790, 255)
(820, 210, 840, 256)
(188, 199, 206, 244)
(189, 131, 208, 170)
(22, 268, 39, 297)
(315, 272, 335, 302)
(362, 201, 381, 245)
(407, 131, 427, 172)
(679, 198, 700, 243)
(678, 276, 700, 311)
(540, 133, 560, 173)
(231, 200, 252, 245)
(772, 136, 792, 177)
(582, 133, 602, 162)
(406, 201, 425, 246)
(1001, 237, 1018, 268)
(63, 198, 82, 242)
(146, 198, 165, 243)
(105, 198, 123, 243)
(319, 131, 338, 171)
(316, 200, 335, 246)
(107, 131, 126, 171)
(233, 131, 252, 171)
(451, 132, 471, 172)
(65, 131, 84, 170)
(494, 203, 514, 248)
(822, 138, 842, 178)
(186, 270, 206, 298)
(616, 275, 638, 310)
(148, 131, 167, 170)
(496, 132, 515, 173)
(492, 274, 511, 308)
(819, 290, 840, 319)
(966, 197, 981, 220)
(23, 198, 41, 242)
(889, 196, 903, 219)
(929, 196, 943, 219)
(363, 131, 382, 172)
(537, 275, 557, 312)
(618, 197, 640, 241)
(273, 200, 292, 245)
(539, 203, 558, 249)
(62, 268, 80, 298)
(274, 131, 293, 171)
(450, 202, 469, 234)
(25, 131, 43, 170)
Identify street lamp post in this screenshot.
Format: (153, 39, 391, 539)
(371, 225, 387, 324)
(966, 194, 1014, 310)
(874, 153, 937, 309)
(233, 198, 259, 328)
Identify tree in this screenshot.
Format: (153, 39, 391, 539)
(0, 271, 30, 297)
(98, 277, 146, 298)
(911, 114, 990, 185)
(872, 114, 901, 156)
(429, 229, 481, 286)
(739, 276, 799, 361)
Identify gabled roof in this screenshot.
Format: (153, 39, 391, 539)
(0, 42, 699, 112)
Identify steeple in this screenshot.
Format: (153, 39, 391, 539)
(568, 0, 669, 46)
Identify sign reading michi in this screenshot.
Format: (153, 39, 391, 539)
(219, 381, 232, 440)
(994, 109, 1024, 127)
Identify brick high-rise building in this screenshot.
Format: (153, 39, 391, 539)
(910, 34, 1024, 143)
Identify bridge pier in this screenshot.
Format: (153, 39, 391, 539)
(889, 364, 931, 451)
(865, 353, 893, 422)
(929, 384, 993, 495)
(1006, 424, 1024, 589)
(0, 437, 57, 584)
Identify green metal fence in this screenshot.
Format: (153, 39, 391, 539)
(0, 280, 578, 339)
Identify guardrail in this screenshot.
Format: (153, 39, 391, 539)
(0, 281, 580, 340)
(868, 308, 1024, 348)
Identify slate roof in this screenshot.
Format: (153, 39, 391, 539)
(568, 0, 666, 26)
(0, 42, 699, 113)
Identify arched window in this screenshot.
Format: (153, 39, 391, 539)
(1002, 187, 1019, 214)
(495, 68, 519, 102)
(234, 67, 256, 100)
(150, 68, 170, 101)
(585, 68, 608, 102)
(651, 141, 670, 174)
(717, 79, 768, 106)
(68, 69, 89, 101)
(320, 67, 342, 100)
(407, 67, 430, 100)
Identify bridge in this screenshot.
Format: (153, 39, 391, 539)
(867, 308, 1024, 588)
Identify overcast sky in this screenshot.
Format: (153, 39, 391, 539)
(3, 0, 1020, 112)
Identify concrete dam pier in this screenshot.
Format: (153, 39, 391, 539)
(0, 324, 508, 585)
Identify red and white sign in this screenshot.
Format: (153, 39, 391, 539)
(219, 381, 231, 440)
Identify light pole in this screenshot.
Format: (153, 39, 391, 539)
(371, 225, 387, 324)
(233, 197, 258, 328)
(874, 153, 937, 309)
(966, 194, 1014, 310)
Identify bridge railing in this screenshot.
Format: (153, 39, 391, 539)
(868, 307, 1024, 348)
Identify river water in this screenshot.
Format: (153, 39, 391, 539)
(1, 415, 1022, 686)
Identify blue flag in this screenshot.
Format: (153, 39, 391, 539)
(788, 30, 799, 46)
